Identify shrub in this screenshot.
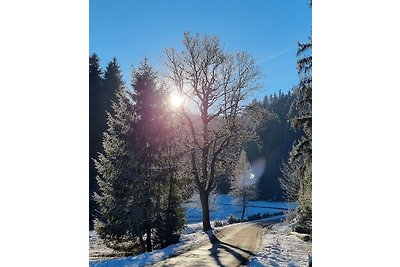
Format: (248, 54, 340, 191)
(269, 211, 285, 218)
(247, 211, 285, 221)
(214, 220, 224, 227)
(293, 223, 311, 235)
(247, 213, 262, 221)
(227, 215, 241, 224)
(262, 212, 270, 218)
(297, 206, 312, 234)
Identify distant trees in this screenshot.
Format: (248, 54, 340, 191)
(229, 150, 258, 221)
(94, 60, 186, 252)
(245, 91, 302, 201)
(164, 32, 264, 231)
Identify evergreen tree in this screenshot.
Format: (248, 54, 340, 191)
(281, 37, 312, 234)
(129, 59, 166, 252)
(93, 87, 141, 251)
(94, 59, 186, 253)
(89, 53, 103, 229)
(128, 60, 186, 251)
(102, 57, 124, 115)
(154, 116, 187, 247)
(89, 55, 125, 230)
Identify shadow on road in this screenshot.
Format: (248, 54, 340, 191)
(206, 231, 255, 267)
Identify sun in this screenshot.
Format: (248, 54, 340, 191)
(169, 93, 184, 108)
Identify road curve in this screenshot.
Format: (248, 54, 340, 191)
(152, 220, 274, 267)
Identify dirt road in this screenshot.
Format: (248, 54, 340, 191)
(152, 220, 276, 267)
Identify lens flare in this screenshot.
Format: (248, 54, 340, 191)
(251, 157, 266, 179)
(170, 93, 184, 108)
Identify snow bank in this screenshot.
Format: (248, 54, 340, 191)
(248, 222, 312, 267)
(90, 230, 118, 260)
(89, 224, 225, 267)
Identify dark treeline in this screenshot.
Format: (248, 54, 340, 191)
(248, 91, 304, 201)
(89, 55, 122, 230)
(216, 91, 304, 201)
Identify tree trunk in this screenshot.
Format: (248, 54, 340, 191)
(146, 224, 152, 252)
(200, 191, 211, 231)
(166, 174, 174, 244)
(241, 194, 246, 221)
(137, 225, 145, 252)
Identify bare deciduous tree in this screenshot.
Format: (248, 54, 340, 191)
(163, 32, 263, 230)
(279, 161, 300, 202)
(230, 150, 259, 221)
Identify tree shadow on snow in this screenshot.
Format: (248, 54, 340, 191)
(206, 232, 255, 267)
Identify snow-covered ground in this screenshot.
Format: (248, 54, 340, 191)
(90, 231, 124, 260)
(248, 222, 312, 267)
(89, 225, 230, 267)
(90, 217, 309, 267)
(89, 195, 300, 266)
(185, 194, 297, 223)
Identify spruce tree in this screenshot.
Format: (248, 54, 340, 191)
(89, 55, 125, 230)
(281, 37, 312, 234)
(292, 38, 312, 233)
(102, 57, 123, 115)
(89, 53, 103, 229)
(129, 59, 165, 252)
(129, 59, 186, 251)
(94, 59, 186, 252)
(93, 87, 142, 251)
(155, 113, 186, 247)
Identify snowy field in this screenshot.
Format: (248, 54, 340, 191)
(89, 195, 301, 266)
(185, 194, 297, 223)
(248, 222, 312, 267)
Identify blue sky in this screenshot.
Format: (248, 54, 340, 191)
(90, 0, 311, 98)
